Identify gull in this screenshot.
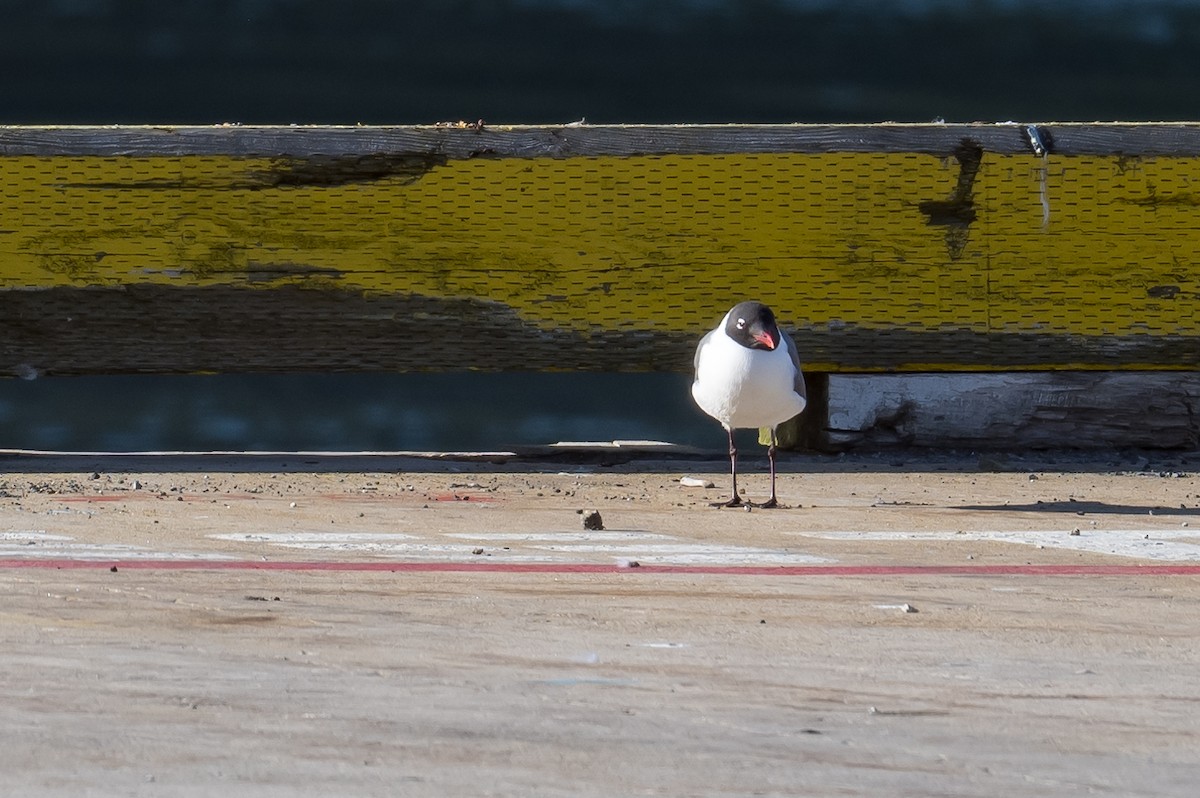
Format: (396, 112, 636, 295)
(691, 301, 807, 508)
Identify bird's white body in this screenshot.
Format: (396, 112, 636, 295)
(691, 316, 807, 431)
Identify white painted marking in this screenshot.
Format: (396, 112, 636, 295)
(214, 532, 418, 544)
(0, 530, 235, 560)
(210, 532, 494, 559)
(810, 529, 1200, 561)
(210, 530, 831, 564)
(0, 531, 70, 541)
(444, 531, 674, 542)
(530, 543, 829, 565)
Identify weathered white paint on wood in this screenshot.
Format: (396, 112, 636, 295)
(826, 372, 1200, 449)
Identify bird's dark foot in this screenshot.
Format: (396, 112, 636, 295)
(751, 498, 783, 509)
(710, 495, 745, 508)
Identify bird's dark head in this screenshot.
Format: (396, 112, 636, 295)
(724, 301, 780, 351)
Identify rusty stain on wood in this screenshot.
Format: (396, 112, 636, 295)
(917, 139, 983, 260)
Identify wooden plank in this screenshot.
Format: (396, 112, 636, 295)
(822, 373, 1200, 450)
(4, 122, 1200, 158)
(0, 125, 1197, 376)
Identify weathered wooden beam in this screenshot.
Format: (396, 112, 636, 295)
(823, 372, 1200, 450)
(6, 122, 1200, 157)
(0, 124, 1196, 377)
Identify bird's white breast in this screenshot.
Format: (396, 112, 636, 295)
(691, 330, 806, 430)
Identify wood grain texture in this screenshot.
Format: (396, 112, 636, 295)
(4, 123, 1200, 158)
(824, 373, 1200, 450)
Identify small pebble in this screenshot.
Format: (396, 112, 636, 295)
(582, 510, 604, 530)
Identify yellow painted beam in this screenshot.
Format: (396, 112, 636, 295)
(0, 137, 1196, 374)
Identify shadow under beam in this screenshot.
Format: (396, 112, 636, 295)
(955, 500, 1200, 516)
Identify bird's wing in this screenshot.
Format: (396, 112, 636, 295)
(693, 327, 719, 374)
(781, 328, 807, 400)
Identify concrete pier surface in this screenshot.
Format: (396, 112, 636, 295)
(1, 451, 1198, 796)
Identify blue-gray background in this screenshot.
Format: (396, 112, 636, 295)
(2, 0, 1197, 450)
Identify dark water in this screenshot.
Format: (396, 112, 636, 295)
(3, 1, 1200, 124)
(0, 373, 722, 452)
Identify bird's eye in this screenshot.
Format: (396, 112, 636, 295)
(736, 318, 746, 329)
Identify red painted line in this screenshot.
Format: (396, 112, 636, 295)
(0, 559, 1198, 576)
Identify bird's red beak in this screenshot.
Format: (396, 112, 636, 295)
(753, 330, 778, 350)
